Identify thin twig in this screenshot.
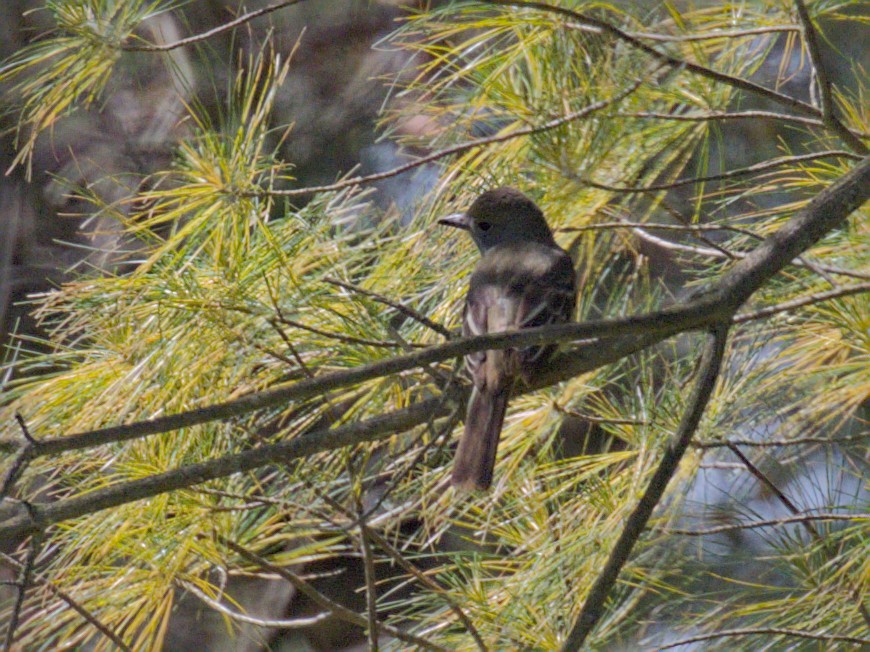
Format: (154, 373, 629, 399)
(3, 529, 43, 652)
(727, 444, 870, 628)
(324, 277, 453, 339)
(562, 325, 729, 651)
(558, 221, 755, 234)
(577, 151, 860, 193)
(696, 432, 870, 448)
(726, 445, 818, 539)
(0, 552, 132, 651)
(121, 0, 308, 52)
(657, 627, 870, 649)
(625, 25, 801, 42)
(553, 404, 647, 426)
(479, 0, 868, 154)
(220, 537, 449, 652)
(273, 316, 421, 349)
(178, 580, 330, 628)
(668, 512, 869, 536)
(793, 0, 855, 152)
(0, 415, 35, 498)
(734, 282, 870, 322)
(628, 226, 870, 282)
(354, 492, 380, 652)
(615, 109, 826, 128)
(315, 487, 489, 652)
(261, 79, 645, 197)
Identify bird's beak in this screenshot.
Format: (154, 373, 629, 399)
(438, 212, 471, 231)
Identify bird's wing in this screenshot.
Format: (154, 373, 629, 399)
(513, 249, 576, 367)
(463, 284, 517, 392)
(463, 243, 576, 386)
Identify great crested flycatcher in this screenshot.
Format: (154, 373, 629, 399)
(439, 187, 576, 490)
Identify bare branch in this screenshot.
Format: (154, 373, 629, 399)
(658, 627, 870, 649)
(734, 282, 870, 322)
(561, 325, 729, 651)
(220, 537, 449, 652)
(1, 157, 868, 548)
(121, 0, 308, 52)
(324, 277, 453, 339)
(668, 512, 870, 536)
(577, 151, 860, 193)
(178, 580, 330, 629)
(479, 0, 869, 154)
(262, 79, 645, 197)
(0, 551, 132, 651)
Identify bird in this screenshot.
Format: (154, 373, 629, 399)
(439, 187, 576, 490)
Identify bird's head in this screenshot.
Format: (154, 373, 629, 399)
(438, 187, 555, 253)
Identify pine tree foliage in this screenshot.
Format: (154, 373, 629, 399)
(0, 1, 868, 650)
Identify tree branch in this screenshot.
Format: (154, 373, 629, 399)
(668, 512, 870, 536)
(261, 79, 645, 197)
(220, 537, 449, 652)
(121, 0, 309, 52)
(480, 0, 868, 154)
(1, 157, 868, 549)
(0, 551, 131, 651)
(561, 325, 729, 651)
(177, 579, 331, 629)
(658, 627, 870, 649)
(577, 151, 860, 193)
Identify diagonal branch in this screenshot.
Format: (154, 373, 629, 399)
(668, 512, 870, 536)
(561, 325, 729, 651)
(0, 328, 662, 546)
(658, 627, 870, 649)
(121, 0, 309, 52)
(261, 79, 645, 197)
(1, 155, 867, 459)
(480, 0, 868, 154)
(792, 1, 834, 122)
(727, 444, 870, 628)
(577, 151, 860, 193)
(0, 157, 868, 547)
(220, 537, 449, 652)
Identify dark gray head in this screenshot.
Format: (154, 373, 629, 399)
(438, 187, 555, 253)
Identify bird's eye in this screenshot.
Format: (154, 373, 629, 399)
(477, 221, 492, 231)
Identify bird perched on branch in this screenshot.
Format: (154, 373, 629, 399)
(439, 187, 576, 490)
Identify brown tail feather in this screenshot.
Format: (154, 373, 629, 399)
(452, 386, 510, 491)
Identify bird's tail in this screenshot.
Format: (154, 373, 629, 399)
(452, 386, 510, 491)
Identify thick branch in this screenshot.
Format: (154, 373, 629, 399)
(0, 158, 868, 547)
(2, 156, 868, 458)
(561, 326, 728, 650)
